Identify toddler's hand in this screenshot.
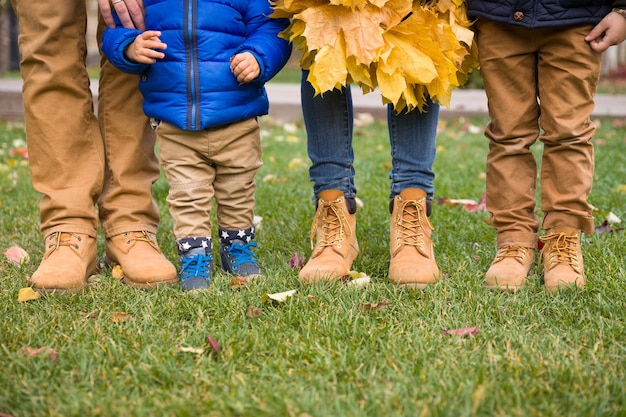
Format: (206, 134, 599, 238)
(230, 52, 260, 84)
(586, 11, 626, 53)
(126, 30, 167, 64)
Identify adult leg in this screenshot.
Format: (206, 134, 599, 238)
(299, 70, 358, 282)
(97, 17, 176, 287)
(387, 100, 441, 287)
(13, 0, 101, 292)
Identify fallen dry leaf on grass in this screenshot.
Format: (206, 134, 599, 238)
(289, 252, 305, 269)
(3, 245, 29, 267)
(177, 346, 205, 355)
(231, 276, 249, 289)
(207, 335, 220, 356)
(17, 287, 41, 303)
(21, 346, 57, 362)
(111, 312, 133, 323)
(111, 265, 124, 279)
(359, 299, 389, 311)
(442, 327, 479, 337)
(262, 289, 297, 303)
(247, 305, 261, 318)
(345, 270, 371, 288)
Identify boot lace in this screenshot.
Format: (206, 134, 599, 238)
(394, 199, 429, 252)
(48, 232, 83, 251)
(309, 198, 352, 249)
(224, 242, 259, 271)
(493, 246, 531, 265)
(124, 231, 159, 250)
(180, 253, 212, 282)
(539, 231, 581, 273)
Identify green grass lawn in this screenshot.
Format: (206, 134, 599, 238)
(1, 115, 626, 417)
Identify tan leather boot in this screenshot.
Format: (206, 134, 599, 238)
(28, 232, 99, 293)
(388, 188, 440, 289)
(540, 226, 584, 292)
(299, 190, 358, 283)
(105, 231, 177, 289)
(485, 246, 535, 292)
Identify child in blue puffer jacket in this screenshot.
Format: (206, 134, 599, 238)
(102, 0, 292, 291)
(467, 1, 626, 293)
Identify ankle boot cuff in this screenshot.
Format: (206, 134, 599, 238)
(219, 226, 255, 246)
(177, 236, 212, 255)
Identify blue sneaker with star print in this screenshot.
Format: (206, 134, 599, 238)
(220, 240, 263, 278)
(180, 247, 213, 291)
(177, 236, 213, 292)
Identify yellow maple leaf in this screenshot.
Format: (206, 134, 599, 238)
(307, 40, 349, 93)
(272, 0, 478, 110)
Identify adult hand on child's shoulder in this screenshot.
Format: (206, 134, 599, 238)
(99, 0, 146, 31)
(585, 9, 626, 53)
(230, 52, 261, 84)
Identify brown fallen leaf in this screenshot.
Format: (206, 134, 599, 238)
(442, 327, 479, 337)
(22, 346, 47, 356)
(207, 335, 220, 356)
(22, 346, 56, 362)
(359, 299, 389, 312)
(231, 276, 248, 289)
(247, 305, 261, 318)
(111, 265, 124, 279)
(111, 312, 133, 323)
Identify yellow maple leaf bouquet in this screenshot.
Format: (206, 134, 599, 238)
(272, 0, 478, 112)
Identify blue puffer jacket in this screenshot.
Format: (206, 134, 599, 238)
(102, 0, 291, 131)
(467, 0, 624, 28)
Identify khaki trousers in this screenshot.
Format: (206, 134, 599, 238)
(475, 20, 599, 248)
(12, 0, 161, 238)
(156, 119, 262, 239)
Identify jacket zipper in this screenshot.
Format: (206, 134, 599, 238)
(184, 0, 200, 130)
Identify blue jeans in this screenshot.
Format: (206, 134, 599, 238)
(301, 70, 439, 201)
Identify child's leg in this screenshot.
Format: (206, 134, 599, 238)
(210, 118, 263, 278)
(537, 24, 599, 236)
(156, 122, 216, 290)
(475, 20, 543, 290)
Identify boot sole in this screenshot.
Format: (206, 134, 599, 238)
(123, 276, 179, 289)
(394, 282, 429, 290)
(484, 283, 524, 293)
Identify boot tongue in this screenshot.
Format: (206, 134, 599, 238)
(318, 189, 345, 201)
(399, 188, 426, 201)
(547, 226, 579, 236)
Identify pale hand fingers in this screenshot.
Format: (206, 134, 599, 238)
(110, 0, 146, 30)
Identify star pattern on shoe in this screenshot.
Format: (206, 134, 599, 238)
(218, 226, 256, 246)
(177, 236, 212, 255)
